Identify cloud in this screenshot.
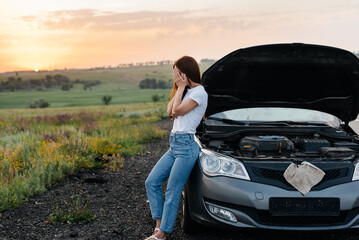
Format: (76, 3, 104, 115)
(318, 0, 359, 13)
(11, 3, 358, 71)
(22, 9, 188, 31)
(21, 8, 261, 35)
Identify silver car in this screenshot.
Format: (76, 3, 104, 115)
(182, 43, 359, 232)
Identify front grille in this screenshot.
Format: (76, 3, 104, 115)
(323, 168, 349, 180)
(252, 168, 287, 182)
(245, 162, 354, 190)
(252, 167, 349, 189)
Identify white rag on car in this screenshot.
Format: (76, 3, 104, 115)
(283, 161, 325, 195)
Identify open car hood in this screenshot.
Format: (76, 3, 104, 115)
(202, 43, 359, 124)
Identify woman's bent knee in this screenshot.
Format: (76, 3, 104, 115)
(145, 177, 152, 188)
(145, 175, 160, 189)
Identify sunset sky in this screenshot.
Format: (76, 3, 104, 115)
(0, 0, 358, 72)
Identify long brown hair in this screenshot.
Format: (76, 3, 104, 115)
(168, 56, 201, 100)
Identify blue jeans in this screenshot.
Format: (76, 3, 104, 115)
(145, 133, 200, 233)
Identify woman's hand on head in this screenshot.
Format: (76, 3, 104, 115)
(173, 67, 189, 89)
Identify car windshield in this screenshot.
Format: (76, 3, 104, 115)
(209, 107, 341, 128)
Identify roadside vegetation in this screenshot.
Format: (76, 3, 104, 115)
(0, 102, 167, 212)
(49, 184, 96, 224)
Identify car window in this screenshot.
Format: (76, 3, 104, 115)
(210, 107, 341, 128)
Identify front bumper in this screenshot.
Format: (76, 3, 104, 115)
(186, 162, 359, 230)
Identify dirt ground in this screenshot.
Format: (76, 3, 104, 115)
(1, 118, 359, 240)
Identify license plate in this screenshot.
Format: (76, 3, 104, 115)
(269, 198, 340, 216)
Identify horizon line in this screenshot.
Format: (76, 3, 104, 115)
(0, 58, 217, 74)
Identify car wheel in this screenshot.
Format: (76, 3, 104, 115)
(181, 188, 201, 233)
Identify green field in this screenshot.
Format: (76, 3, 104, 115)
(0, 63, 213, 109)
(0, 88, 171, 109)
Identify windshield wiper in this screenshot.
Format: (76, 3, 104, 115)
(206, 117, 247, 125)
(206, 118, 331, 127)
(249, 121, 330, 127)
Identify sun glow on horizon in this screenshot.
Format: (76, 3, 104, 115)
(0, 0, 358, 73)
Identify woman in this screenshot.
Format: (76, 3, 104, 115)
(145, 56, 208, 240)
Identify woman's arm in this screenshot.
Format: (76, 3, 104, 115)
(167, 95, 175, 116)
(171, 87, 198, 117)
(171, 69, 198, 117)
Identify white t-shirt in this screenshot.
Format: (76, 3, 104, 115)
(171, 85, 208, 134)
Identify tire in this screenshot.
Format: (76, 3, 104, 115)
(181, 188, 201, 233)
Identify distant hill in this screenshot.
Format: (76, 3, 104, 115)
(0, 62, 215, 91)
(0, 62, 215, 109)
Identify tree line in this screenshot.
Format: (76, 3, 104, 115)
(138, 78, 172, 89)
(0, 74, 101, 92)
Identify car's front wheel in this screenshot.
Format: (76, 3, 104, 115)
(181, 188, 201, 233)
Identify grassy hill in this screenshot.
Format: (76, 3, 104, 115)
(0, 63, 213, 109)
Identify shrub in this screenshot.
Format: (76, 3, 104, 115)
(49, 185, 96, 224)
(139, 78, 157, 89)
(38, 99, 50, 108)
(28, 102, 38, 109)
(139, 78, 172, 89)
(157, 80, 171, 89)
(61, 83, 72, 91)
(27, 99, 50, 109)
(151, 94, 160, 102)
(54, 74, 70, 84)
(102, 95, 112, 105)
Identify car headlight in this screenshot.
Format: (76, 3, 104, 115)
(353, 160, 359, 181)
(199, 149, 250, 180)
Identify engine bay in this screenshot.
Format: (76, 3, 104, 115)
(204, 134, 359, 160)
